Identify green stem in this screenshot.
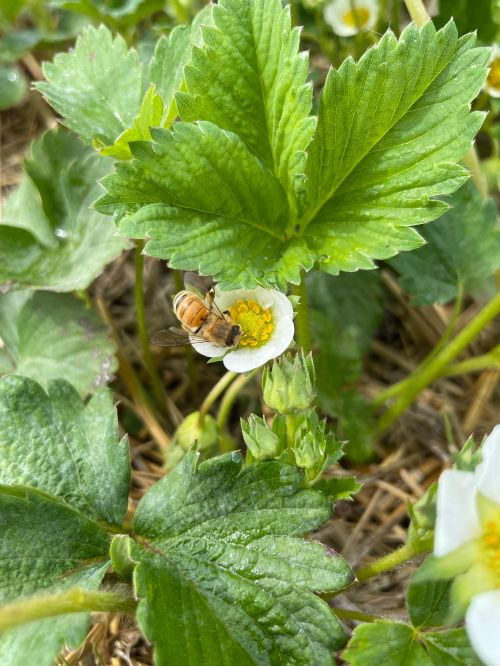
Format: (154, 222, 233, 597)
(463, 146, 489, 199)
(292, 271, 312, 354)
(443, 351, 500, 378)
(356, 542, 417, 582)
(216, 369, 260, 433)
(376, 290, 500, 433)
(332, 607, 381, 623)
(135, 241, 167, 411)
(0, 588, 137, 633)
(402, 0, 430, 27)
(198, 371, 238, 426)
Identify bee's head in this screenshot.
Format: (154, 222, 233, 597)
(226, 324, 242, 348)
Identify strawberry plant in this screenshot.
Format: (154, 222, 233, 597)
(0, 0, 499, 663)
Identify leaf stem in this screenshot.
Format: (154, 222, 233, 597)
(402, 0, 430, 27)
(0, 588, 137, 633)
(376, 289, 500, 433)
(135, 241, 167, 411)
(443, 349, 500, 377)
(292, 271, 312, 353)
(198, 371, 238, 426)
(216, 369, 260, 435)
(355, 542, 417, 582)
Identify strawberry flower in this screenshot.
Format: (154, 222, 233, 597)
(324, 0, 378, 37)
(433, 426, 500, 666)
(191, 287, 294, 373)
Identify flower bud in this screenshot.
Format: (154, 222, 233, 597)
(173, 411, 218, 451)
(262, 350, 315, 414)
(241, 414, 282, 460)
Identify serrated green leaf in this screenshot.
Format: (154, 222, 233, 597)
(177, 0, 316, 208)
(343, 622, 431, 665)
(97, 84, 165, 159)
(315, 475, 362, 501)
(0, 375, 130, 525)
(0, 129, 128, 291)
(302, 21, 489, 276)
(36, 25, 144, 145)
(424, 628, 478, 665)
(0, 290, 117, 395)
(407, 578, 452, 628)
(132, 451, 353, 665)
(0, 486, 110, 666)
(96, 121, 313, 289)
(390, 182, 500, 305)
(97, 19, 486, 290)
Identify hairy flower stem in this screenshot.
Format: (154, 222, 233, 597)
(198, 371, 238, 426)
(402, 0, 429, 28)
(0, 588, 137, 633)
(376, 290, 500, 433)
(291, 272, 312, 353)
(216, 369, 260, 444)
(355, 542, 418, 582)
(135, 241, 167, 412)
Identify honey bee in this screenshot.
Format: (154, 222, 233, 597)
(152, 285, 242, 349)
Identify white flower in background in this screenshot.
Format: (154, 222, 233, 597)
(434, 426, 500, 666)
(324, 0, 378, 37)
(191, 287, 294, 373)
(485, 44, 500, 98)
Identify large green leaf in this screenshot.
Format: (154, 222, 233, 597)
(301, 21, 488, 275)
(0, 486, 110, 666)
(36, 25, 144, 145)
(0, 375, 130, 526)
(96, 122, 310, 290)
(176, 0, 316, 208)
(97, 19, 487, 289)
(390, 182, 500, 305)
(132, 451, 353, 665)
(0, 129, 128, 292)
(0, 290, 117, 395)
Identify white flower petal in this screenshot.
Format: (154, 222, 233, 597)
(466, 590, 500, 666)
(324, 0, 378, 37)
(476, 425, 500, 505)
(223, 346, 273, 372)
(434, 469, 481, 557)
(190, 338, 227, 358)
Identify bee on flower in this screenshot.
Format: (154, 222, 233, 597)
(153, 278, 295, 373)
(324, 0, 378, 37)
(430, 426, 500, 666)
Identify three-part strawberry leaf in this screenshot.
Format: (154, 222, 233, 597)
(130, 451, 354, 665)
(92, 11, 487, 289)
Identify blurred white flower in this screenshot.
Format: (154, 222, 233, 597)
(485, 44, 500, 98)
(434, 425, 500, 666)
(324, 0, 378, 37)
(191, 287, 294, 373)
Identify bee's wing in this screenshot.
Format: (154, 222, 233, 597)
(151, 327, 210, 347)
(183, 272, 214, 297)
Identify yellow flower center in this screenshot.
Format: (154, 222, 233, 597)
(342, 7, 370, 28)
(229, 299, 274, 348)
(487, 58, 500, 90)
(482, 519, 500, 579)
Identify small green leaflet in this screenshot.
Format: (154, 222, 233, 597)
(37, 26, 144, 145)
(0, 375, 130, 526)
(343, 622, 476, 665)
(131, 451, 354, 665)
(390, 182, 500, 305)
(407, 578, 453, 628)
(0, 487, 110, 666)
(96, 16, 488, 289)
(0, 129, 128, 292)
(0, 290, 117, 395)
